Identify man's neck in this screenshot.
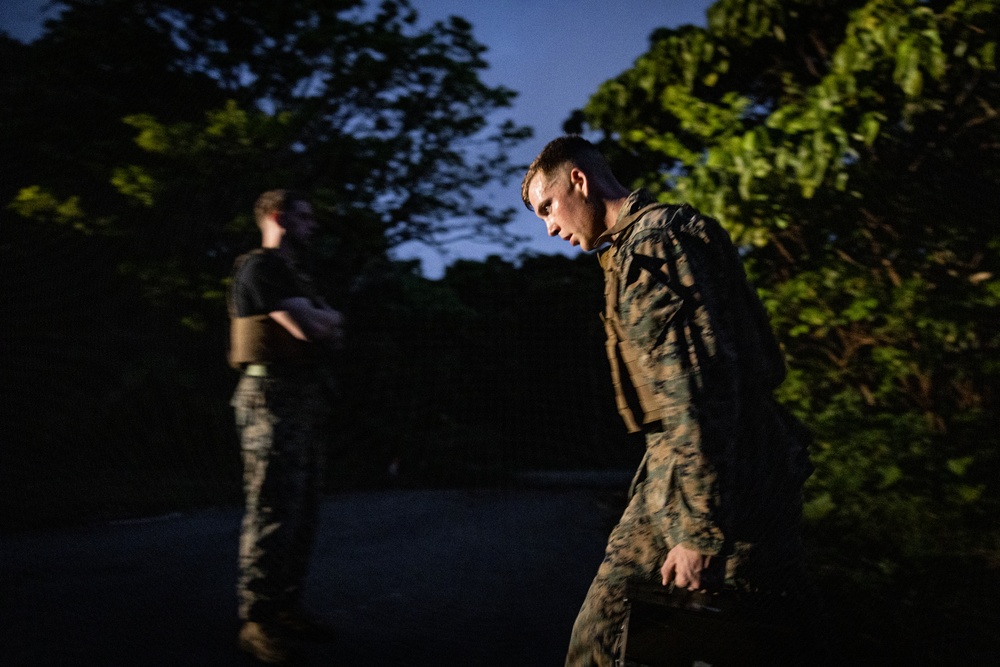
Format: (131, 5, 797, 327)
(261, 239, 296, 264)
(604, 195, 630, 232)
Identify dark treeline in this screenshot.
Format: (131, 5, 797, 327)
(2, 241, 634, 526)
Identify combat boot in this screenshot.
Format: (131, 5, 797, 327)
(238, 621, 297, 664)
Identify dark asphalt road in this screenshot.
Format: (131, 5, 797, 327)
(3, 487, 625, 666)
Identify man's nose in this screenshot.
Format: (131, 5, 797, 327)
(545, 220, 559, 236)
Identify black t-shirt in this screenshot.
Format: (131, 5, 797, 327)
(230, 250, 306, 317)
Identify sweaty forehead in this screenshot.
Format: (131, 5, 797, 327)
(527, 173, 548, 206)
(528, 168, 565, 206)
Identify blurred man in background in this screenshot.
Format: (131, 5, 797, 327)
(228, 189, 345, 664)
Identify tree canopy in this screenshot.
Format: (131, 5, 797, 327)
(570, 0, 999, 565)
(2, 0, 531, 319)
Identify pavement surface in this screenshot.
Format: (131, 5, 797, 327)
(2, 486, 626, 666)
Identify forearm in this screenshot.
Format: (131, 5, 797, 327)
(301, 306, 344, 343)
(271, 298, 345, 346)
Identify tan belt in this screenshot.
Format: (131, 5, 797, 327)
(243, 363, 317, 378)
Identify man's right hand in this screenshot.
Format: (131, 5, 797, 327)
(660, 543, 723, 592)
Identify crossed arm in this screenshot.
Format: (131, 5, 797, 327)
(270, 297, 346, 349)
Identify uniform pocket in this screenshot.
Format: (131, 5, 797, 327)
(232, 377, 274, 450)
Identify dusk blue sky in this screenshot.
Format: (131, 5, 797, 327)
(1, 0, 715, 277)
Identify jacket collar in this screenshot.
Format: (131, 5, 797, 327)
(595, 189, 659, 248)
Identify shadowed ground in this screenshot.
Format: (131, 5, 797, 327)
(2, 486, 626, 666)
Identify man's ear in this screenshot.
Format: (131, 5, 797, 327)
(569, 167, 590, 198)
(269, 211, 286, 230)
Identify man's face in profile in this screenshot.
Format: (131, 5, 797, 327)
(527, 166, 606, 252)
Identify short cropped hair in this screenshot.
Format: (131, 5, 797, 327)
(253, 189, 309, 227)
(521, 135, 612, 210)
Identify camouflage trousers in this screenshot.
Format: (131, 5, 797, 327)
(565, 437, 808, 667)
(565, 473, 666, 667)
(231, 372, 330, 623)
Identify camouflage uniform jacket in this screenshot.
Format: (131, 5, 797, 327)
(598, 190, 812, 558)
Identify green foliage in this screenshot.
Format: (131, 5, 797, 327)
(574, 0, 1000, 574)
(7, 186, 91, 232)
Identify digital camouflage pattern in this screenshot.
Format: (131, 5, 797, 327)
(567, 190, 813, 666)
(566, 481, 662, 665)
(232, 371, 330, 622)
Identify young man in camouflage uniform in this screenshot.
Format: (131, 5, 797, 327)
(522, 136, 814, 667)
(228, 190, 345, 664)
